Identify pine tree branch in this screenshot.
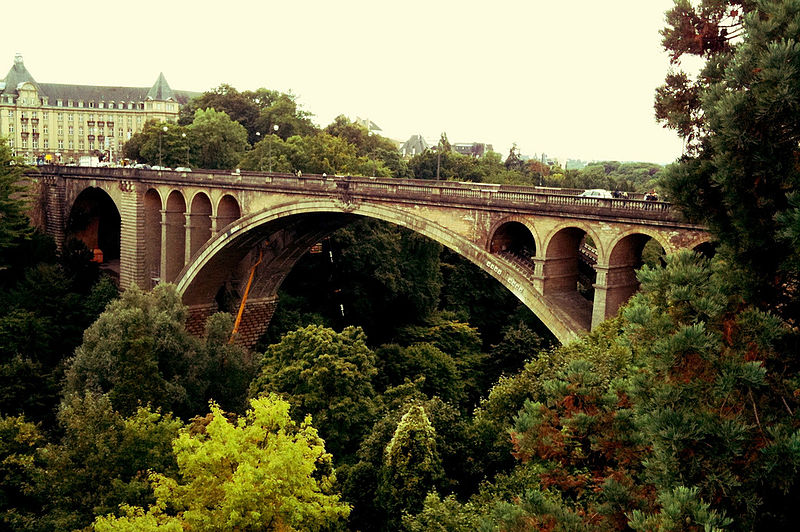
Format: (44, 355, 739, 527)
(781, 395, 794, 416)
(748, 388, 764, 434)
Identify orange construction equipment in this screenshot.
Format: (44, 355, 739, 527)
(229, 248, 263, 343)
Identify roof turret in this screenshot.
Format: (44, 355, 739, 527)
(2, 54, 39, 95)
(146, 72, 175, 101)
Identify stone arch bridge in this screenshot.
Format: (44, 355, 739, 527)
(33, 166, 709, 346)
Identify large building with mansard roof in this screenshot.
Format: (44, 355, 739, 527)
(0, 54, 196, 164)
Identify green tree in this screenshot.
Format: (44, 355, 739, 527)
(64, 283, 200, 417)
(39, 393, 181, 531)
(324, 115, 410, 177)
(0, 415, 45, 532)
(331, 219, 443, 343)
(94, 395, 351, 531)
(188, 108, 249, 170)
(249, 88, 317, 140)
(623, 251, 800, 529)
(122, 121, 190, 168)
(378, 404, 443, 527)
(179, 84, 259, 136)
(249, 324, 377, 460)
(657, 0, 800, 319)
(0, 137, 32, 265)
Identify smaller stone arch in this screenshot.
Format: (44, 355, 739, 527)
(489, 219, 538, 272)
(591, 231, 668, 328)
(66, 187, 121, 266)
(216, 194, 241, 234)
(693, 239, 717, 259)
(541, 224, 602, 303)
(144, 188, 162, 285)
(164, 190, 187, 283)
(189, 192, 213, 260)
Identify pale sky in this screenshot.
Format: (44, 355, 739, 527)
(2, 0, 684, 164)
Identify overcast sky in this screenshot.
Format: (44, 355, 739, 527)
(2, 0, 684, 164)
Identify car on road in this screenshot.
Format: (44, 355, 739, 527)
(175, 167, 192, 172)
(578, 189, 613, 198)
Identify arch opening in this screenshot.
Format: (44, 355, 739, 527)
(693, 240, 718, 259)
(217, 194, 241, 232)
(597, 233, 667, 323)
(66, 187, 121, 274)
(144, 189, 162, 287)
(543, 227, 596, 302)
(490, 221, 536, 271)
(190, 193, 212, 259)
(165, 191, 187, 283)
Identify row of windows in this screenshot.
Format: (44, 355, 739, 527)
(8, 110, 151, 124)
(8, 96, 177, 112)
(8, 138, 119, 150)
(8, 125, 132, 136)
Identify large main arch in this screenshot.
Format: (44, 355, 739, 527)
(175, 198, 583, 344)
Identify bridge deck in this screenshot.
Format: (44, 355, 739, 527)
(31, 165, 689, 225)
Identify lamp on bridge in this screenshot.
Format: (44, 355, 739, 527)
(269, 124, 279, 173)
(159, 125, 168, 168)
(181, 132, 189, 167)
(255, 131, 262, 170)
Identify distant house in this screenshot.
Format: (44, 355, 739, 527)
(400, 134, 429, 157)
(354, 116, 382, 133)
(453, 142, 493, 157)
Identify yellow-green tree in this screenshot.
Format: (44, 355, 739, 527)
(94, 394, 350, 531)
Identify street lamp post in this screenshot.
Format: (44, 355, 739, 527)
(159, 125, 168, 168)
(268, 124, 279, 173)
(255, 131, 261, 170)
(181, 132, 188, 167)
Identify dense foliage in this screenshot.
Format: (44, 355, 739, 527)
(3, 2, 800, 529)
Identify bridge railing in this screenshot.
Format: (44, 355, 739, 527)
(31, 165, 675, 219)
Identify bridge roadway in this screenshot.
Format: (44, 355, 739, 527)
(32, 165, 710, 346)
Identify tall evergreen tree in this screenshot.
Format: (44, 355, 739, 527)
(0, 138, 32, 267)
(658, 0, 800, 320)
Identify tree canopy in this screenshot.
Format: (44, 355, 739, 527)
(94, 395, 350, 531)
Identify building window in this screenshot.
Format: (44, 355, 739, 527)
(43, 125, 48, 134)
(21, 139, 27, 148)
(8, 125, 12, 133)
(57, 100, 63, 107)
(68, 114, 74, 122)
(99, 102, 104, 109)
(57, 112, 63, 121)
(32, 112, 37, 119)
(8, 140, 12, 148)
(58, 140, 64, 149)
(79, 141, 84, 149)
(32, 139, 38, 149)
(69, 127, 74, 135)
(58, 127, 63, 135)
(79, 127, 84, 136)
(78, 101, 84, 108)
(88, 141, 95, 150)
(89, 101, 95, 108)
(67, 100, 73, 107)
(43, 139, 49, 149)
(7, 110, 13, 118)
(69, 140, 74, 149)
(42, 112, 48, 120)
